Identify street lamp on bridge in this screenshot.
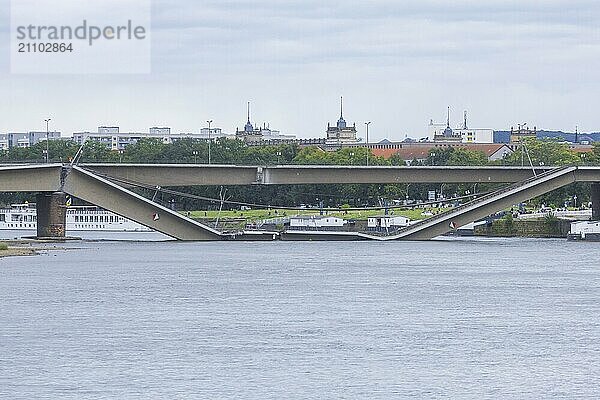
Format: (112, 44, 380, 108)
(365, 121, 371, 166)
(207, 119, 213, 164)
(44, 118, 51, 163)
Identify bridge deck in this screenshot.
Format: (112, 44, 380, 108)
(82, 164, 564, 186)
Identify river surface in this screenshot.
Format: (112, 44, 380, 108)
(0, 234, 599, 399)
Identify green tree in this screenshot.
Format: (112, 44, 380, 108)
(587, 143, 600, 164)
(293, 147, 333, 165)
(423, 147, 488, 166)
(504, 138, 579, 166)
(424, 147, 455, 166)
(80, 141, 118, 163)
(388, 153, 407, 166)
(4, 140, 79, 163)
(122, 138, 168, 163)
(210, 138, 246, 164)
(293, 146, 387, 166)
(447, 148, 488, 166)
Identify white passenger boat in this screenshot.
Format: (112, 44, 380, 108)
(0, 203, 151, 232)
(568, 220, 600, 241)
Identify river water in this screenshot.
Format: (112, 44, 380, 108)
(0, 235, 599, 399)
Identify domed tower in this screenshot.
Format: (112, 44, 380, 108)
(326, 96, 357, 148)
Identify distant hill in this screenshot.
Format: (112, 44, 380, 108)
(493, 130, 600, 144)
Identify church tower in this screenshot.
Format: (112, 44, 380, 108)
(326, 96, 357, 148)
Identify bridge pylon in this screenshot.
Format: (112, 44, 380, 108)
(36, 191, 67, 239)
(592, 183, 600, 221)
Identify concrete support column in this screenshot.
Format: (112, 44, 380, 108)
(592, 183, 600, 221)
(36, 192, 66, 239)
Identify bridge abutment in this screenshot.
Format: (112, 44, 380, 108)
(592, 183, 600, 221)
(36, 192, 67, 239)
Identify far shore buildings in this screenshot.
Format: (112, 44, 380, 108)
(509, 124, 537, 143)
(2, 102, 598, 155)
(350, 141, 515, 164)
(325, 97, 359, 148)
(235, 102, 296, 143)
(428, 108, 494, 144)
(0, 131, 62, 150)
(73, 126, 229, 151)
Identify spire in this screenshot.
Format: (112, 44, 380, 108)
(244, 101, 254, 133)
(443, 106, 453, 137)
(463, 110, 468, 130)
(336, 96, 347, 129)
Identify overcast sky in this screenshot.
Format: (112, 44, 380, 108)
(1, 0, 599, 141)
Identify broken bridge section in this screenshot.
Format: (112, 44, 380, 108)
(366, 166, 579, 241)
(61, 166, 225, 241)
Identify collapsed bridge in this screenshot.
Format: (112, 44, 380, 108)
(1, 163, 599, 241)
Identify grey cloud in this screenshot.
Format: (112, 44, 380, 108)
(149, 0, 599, 74)
(1, 0, 599, 137)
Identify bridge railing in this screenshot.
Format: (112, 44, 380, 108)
(369, 165, 575, 237)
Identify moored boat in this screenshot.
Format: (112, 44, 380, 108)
(568, 220, 600, 241)
(0, 203, 152, 232)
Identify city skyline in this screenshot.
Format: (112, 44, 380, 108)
(3, 110, 598, 139)
(1, 0, 599, 141)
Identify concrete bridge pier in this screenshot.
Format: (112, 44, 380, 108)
(36, 191, 67, 239)
(592, 183, 600, 221)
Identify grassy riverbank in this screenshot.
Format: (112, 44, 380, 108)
(0, 241, 37, 258)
